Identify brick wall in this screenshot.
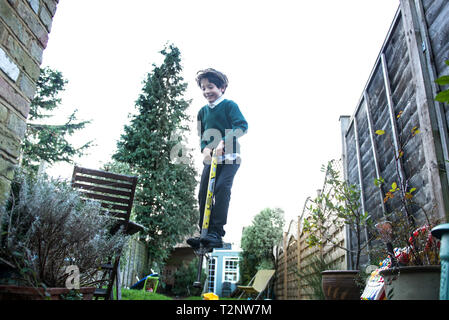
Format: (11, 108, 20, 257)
(0, 0, 59, 204)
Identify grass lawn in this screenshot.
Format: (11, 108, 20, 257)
(120, 288, 173, 300)
(120, 288, 241, 300)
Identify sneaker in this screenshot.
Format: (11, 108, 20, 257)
(186, 237, 200, 249)
(200, 232, 223, 248)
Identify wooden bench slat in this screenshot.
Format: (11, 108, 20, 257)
(100, 202, 129, 213)
(73, 175, 134, 190)
(72, 182, 132, 197)
(79, 191, 131, 207)
(101, 210, 128, 219)
(74, 166, 137, 184)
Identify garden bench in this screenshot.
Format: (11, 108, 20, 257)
(71, 166, 144, 300)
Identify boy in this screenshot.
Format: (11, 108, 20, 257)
(187, 68, 248, 249)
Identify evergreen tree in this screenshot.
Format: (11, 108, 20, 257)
(240, 208, 285, 285)
(21, 67, 92, 174)
(113, 44, 198, 267)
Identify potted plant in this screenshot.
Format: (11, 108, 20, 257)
(0, 171, 129, 300)
(303, 159, 373, 300)
(366, 108, 442, 300)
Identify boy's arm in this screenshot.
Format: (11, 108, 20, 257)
(223, 102, 248, 143)
(198, 109, 214, 161)
(197, 110, 206, 152)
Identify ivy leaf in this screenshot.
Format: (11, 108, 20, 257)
(435, 90, 449, 103)
(435, 75, 449, 86)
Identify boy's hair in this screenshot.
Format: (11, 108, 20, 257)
(196, 68, 228, 92)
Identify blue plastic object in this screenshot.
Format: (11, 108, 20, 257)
(130, 273, 159, 291)
(431, 223, 449, 300)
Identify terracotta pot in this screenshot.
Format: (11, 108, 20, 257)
(321, 270, 361, 300)
(0, 285, 96, 300)
(379, 265, 440, 300)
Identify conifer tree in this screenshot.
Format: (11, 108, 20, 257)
(21, 67, 92, 174)
(113, 44, 198, 267)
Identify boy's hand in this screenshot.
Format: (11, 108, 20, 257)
(202, 148, 212, 163)
(216, 140, 225, 156)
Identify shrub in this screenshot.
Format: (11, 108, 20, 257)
(0, 171, 129, 288)
(172, 258, 206, 297)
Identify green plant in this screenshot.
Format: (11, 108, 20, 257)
(171, 258, 206, 297)
(112, 43, 198, 268)
(0, 170, 129, 289)
(294, 256, 336, 300)
(303, 160, 373, 270)
(22, 67, 92, 176)
(435, 59, 449, 104)
(59, 289, 84, 300)
(374, 109, 440, 267)
(121, 288, 172, 300)
(239, 208, 284, 285)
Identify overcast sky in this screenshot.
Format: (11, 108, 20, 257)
(41, 0, 400, 248)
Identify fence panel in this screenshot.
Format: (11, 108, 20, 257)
(274, 174, 347, 300)
(342, 0, 449, 268)
(274, 0, 449, 299)
(120, 235, 149, 288)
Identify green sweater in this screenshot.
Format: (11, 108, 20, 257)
(197, 99, 248, 154)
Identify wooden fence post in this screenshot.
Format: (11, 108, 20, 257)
(400, 0, 449, 221)
(283, 231, 287, 299)
(297, 215, 301, 299)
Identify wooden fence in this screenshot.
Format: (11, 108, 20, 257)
(274, 0, 449, 299)
(274, 169, 347, 300)
(120, 234, 149, 288)
(342, 0, 449, 269)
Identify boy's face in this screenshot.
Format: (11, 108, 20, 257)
(200, 78, 224, 104)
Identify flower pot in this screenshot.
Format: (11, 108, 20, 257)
(379, 265, 440, 300)
(0, 285, 96, 300)
(321, 270, 361, 300)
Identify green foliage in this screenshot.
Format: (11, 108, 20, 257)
(21, 67, 92, 175)
(0, 170, 128, 288)
(240, 208, 284, 285)
(171, 258, 206, 297)
(303, 160, 373, 270)
(294, 256, 337, 300)
(373, 96, 442, 267)
(435, 59, 449, 103)
(112, 44, 198, 268)
(121, 288, 173, 300)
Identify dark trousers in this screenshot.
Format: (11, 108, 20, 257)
(198, 162, 240, 237)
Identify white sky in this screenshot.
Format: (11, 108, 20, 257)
(41, 0, 400, 248)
